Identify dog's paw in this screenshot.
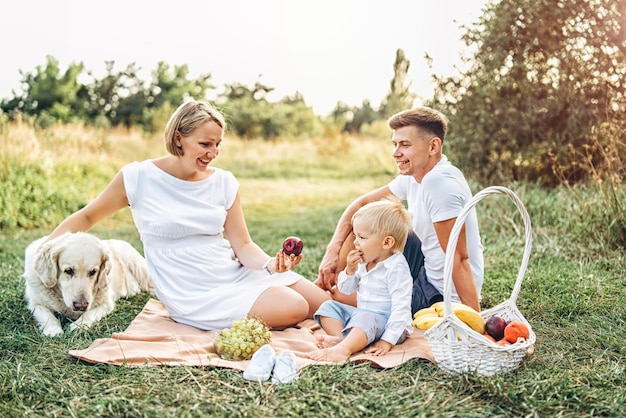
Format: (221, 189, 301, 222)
(69, 321, 87, 332)
(41, 323, 64, 337)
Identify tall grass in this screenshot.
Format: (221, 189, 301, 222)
(1, 121, 625, 417)
(550, 112, 626, 250)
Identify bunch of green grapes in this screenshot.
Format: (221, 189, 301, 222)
(213, 316, 273, 361)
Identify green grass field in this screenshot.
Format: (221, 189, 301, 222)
(1, 124, 625, 417)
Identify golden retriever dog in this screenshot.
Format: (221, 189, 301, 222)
(24, 232, 154, 336)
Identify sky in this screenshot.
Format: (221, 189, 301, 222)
(1, 0, 487, 116)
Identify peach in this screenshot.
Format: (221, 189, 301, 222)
(504, 320, 530, 343)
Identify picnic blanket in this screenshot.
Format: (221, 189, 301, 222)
(69, 298, 434, 370)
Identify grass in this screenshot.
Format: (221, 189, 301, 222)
(1, 122, 625, 417)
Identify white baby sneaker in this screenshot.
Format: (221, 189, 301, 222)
(271, 349, 299, 384)
(243, 344, 276, 382)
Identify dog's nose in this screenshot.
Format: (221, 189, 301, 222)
(73, 299, 89, 311)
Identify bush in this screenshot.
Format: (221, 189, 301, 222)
(0, 163, 85, 229)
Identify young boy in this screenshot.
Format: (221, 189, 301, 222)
(306, 196, 413, 363)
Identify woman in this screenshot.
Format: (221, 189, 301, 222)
(46, 99, 330, 330)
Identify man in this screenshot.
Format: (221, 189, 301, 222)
(317, 107, 484, 313)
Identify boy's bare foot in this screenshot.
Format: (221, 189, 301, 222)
(305, 345, 352, 363)
(315, 334, 342, 348)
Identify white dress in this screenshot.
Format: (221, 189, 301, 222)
(122, 160, 300, 330)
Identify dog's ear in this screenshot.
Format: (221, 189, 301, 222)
(33, 240, 60, 288)
(96, 249, 111, 290)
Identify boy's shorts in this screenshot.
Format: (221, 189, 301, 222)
(314, 300, 406, 345)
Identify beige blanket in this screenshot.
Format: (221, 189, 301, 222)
(69, 299, 434, 370)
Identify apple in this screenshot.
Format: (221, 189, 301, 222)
(485, 315, 508, 341)
(282, 236, 303, 256)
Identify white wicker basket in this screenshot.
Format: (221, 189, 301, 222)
(424, 186, 536, 376)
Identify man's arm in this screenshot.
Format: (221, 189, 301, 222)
(433, 218, 480, 311)
(316, 185, 394, 291)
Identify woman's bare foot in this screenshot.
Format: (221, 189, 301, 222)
(315, 334, 342, 348)
(306, 344, 352, 363)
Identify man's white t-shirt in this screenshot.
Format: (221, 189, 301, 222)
(387, 155, 484, 301)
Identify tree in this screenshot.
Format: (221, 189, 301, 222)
(219, 81, 274, 138)
(343, 100, 378, 133)
(140, 62, 215, 132)
(433, 0, 626, 186)
(148, 62, 214, 110)
(218, 82, 322, 140)
(333, 49, 415, 134)
(110, 66, 149, 128)
(379, 48, 416, 119)
(274, 92, 324, 139)
(75, 61, 143, 127)
(1, 55, 85, 125)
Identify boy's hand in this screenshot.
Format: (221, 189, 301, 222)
(364, 340, 392, 356)
(345, 249, 362, 275)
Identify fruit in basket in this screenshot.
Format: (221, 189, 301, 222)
(413, 306, 438, 320)
(504, 320, 530, 343)
(485, 315, 509, 341)
(430, 301, 485, 334)
(412, 311, 442, 330)
(282, 236, 303, 256)
(412, 306, 441, 329)
(213, 316, 273, 361)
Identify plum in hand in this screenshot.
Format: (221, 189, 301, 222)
(282, 236, 303, 256)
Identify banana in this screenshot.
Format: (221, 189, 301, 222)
(430, 301, 466, 313)
(453, 306, 485, 334)
(412, 313, 442, 330)
(413, 306, 439, 320)
(429, 301, 485, 334)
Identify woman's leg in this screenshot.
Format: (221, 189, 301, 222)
(249, 278, 331, 329)
(249, 286, 309, 329)
(288, 279, 332, 318)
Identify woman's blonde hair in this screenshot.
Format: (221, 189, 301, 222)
(164, 99, 227, 156)
(352, 195, 412, 253)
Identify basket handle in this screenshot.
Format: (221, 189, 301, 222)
(441, 186, 532, 317)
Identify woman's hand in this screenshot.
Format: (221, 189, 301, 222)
(271, 250, 302, 273)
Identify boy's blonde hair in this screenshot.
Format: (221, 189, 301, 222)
(352, 195, 412, 253)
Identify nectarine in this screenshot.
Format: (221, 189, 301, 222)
(504, 320, 530, 343)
